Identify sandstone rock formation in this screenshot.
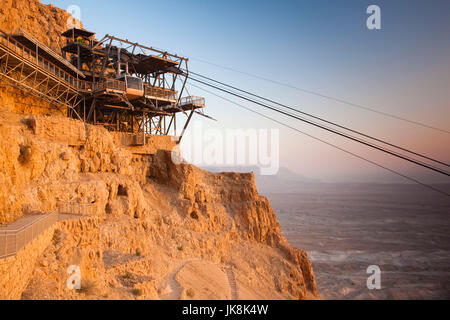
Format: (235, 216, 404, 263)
(0, 0, 319, 300)
(0, 0, 77, 50)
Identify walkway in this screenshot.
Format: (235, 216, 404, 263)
(0, 212, 58, 259)
(0, 206, 90, 259)
(160, 259, 240, 300)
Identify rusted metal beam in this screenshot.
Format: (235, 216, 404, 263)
(104, 35, 187, 62)
(178, 108, 195, 144)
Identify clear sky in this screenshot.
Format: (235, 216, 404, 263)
(43, 0, 450, 183)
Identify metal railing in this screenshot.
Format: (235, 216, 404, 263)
(178, 96, 205, 108)
(93, 79, 126, 93)
(144, 85, 177, 100)
(0, 31, 92, 92)
(118, 132, 147, 146)
(0, 212, 58, 259)
(133, 133, 146, 146)
(57, 201, 95, 216)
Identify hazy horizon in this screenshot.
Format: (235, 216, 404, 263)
(202, 164, 450, 187)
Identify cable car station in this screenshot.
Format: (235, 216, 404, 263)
(0, 27, 207, 142)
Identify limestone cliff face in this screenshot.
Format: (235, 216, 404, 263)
(0, 0, 76, 50)
(0, 110, 318, 300)
(146, 150, 318, 297)
(0, 0, 318, 300)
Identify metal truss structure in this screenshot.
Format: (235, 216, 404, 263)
(0, 29, 84, 117)
(0, 27, 208, 143)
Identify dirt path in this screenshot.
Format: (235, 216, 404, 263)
(160, 260, 240, 300)
(160, 259, 197, 300)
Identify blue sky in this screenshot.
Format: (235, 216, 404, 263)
(43, 0, 450, 183)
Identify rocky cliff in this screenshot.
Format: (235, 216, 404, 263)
(0, 0, 318, 300)
(0, 0, 76, 50)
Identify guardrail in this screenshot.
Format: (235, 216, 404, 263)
(0, 212, 58, 259)
(0, 31, 92, 92)
(144, 85, 178, 100)
(178, 96, 205, 108)
(57, 201, 95, 216)
(117, 132, 147, 146)
(93, 79, 126, 93)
